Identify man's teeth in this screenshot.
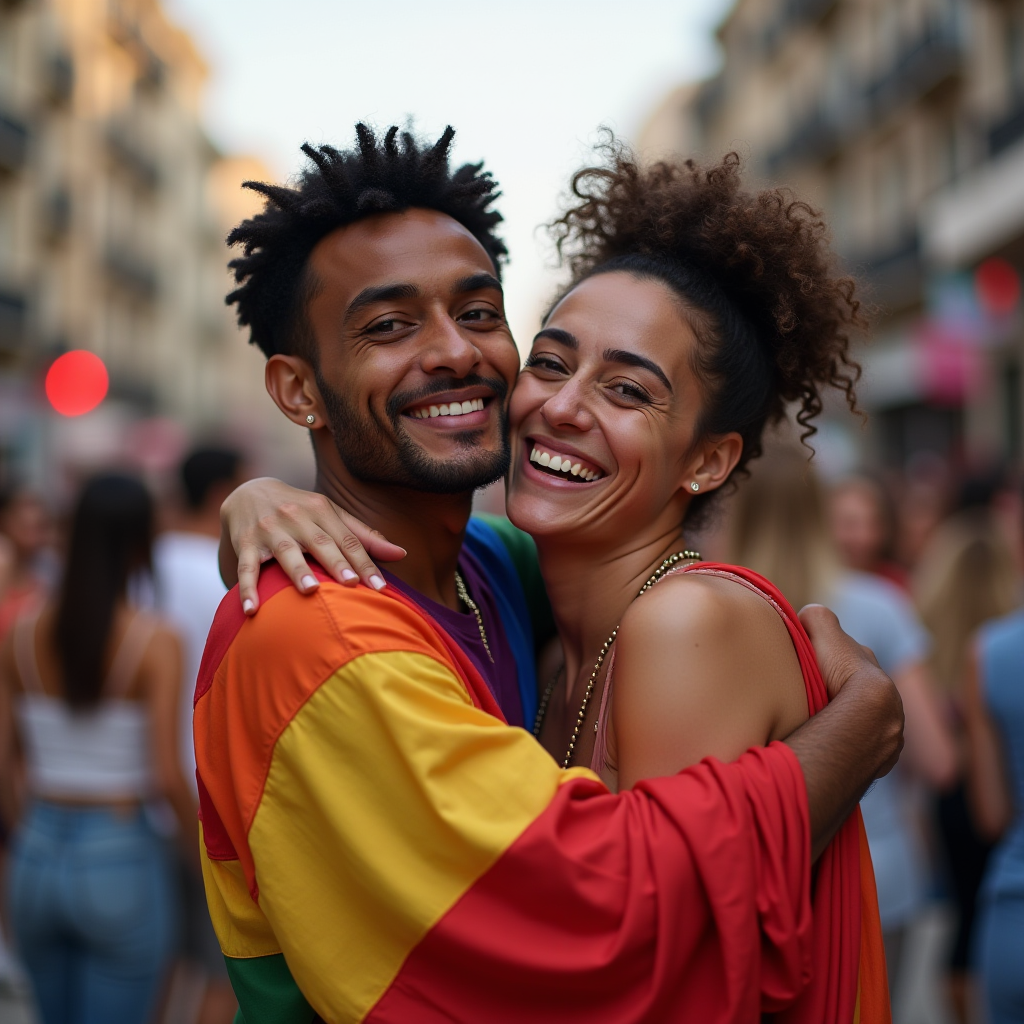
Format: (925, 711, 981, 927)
(409, 398, 486, 419)
(529, 446, 601, 481)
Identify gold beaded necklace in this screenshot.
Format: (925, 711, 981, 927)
(455, 570, 493, 663)
(532, 549, 702, 768)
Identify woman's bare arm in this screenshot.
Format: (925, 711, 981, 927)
(963, 642, 1012, 841)
(219, 478, 407, 614)
(143, 627, 197, 853)
(892, 660, 957, 790)
(612, 574, 808, 790)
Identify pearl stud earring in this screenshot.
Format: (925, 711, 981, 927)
(690, 481, 700, 492)
(306, 414, 315, 425)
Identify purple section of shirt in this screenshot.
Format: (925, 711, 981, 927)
(381, 547, 523, 727)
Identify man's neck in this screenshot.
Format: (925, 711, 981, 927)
(315, 463, 473, 610)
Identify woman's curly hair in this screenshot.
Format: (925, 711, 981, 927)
(550, 140, 865, 522)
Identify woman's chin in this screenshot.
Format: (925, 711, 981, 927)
(505, 490, 577, 540)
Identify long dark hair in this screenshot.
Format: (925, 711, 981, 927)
(54, 474, 154, 710)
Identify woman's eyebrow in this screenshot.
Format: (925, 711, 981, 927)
(604, 348, 672, 392)
(533, 327, 578, 349)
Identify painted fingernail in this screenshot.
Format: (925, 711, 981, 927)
(369, 574, 386, 591)
(300, 574, 318, 591)
(242, 599, 255, 614)
(341, 569, 358, 582)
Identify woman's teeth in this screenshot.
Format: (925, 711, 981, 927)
(409, 398, 486, 419)
(529, 446, 601, 481)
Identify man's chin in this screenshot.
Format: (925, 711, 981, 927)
(397, 452, 509, 495)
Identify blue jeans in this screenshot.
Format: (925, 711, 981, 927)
(7, 801, 177, 1024)
(976, 893, 1024, 1024)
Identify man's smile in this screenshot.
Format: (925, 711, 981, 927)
(401, 388, 496, 430)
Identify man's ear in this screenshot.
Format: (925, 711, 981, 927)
(265, 355, 326, 429)
(686, 432, 744, 496)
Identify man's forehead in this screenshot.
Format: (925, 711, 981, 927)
(309, 209, 495, 292)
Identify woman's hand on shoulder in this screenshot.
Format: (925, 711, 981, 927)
(219, 478, 407, 615)
(612, 573, 806, 789)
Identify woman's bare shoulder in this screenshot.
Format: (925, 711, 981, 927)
(620, 568, 785, 649)
(611, 569, 807, 786)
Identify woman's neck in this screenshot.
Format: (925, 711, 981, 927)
(536, 523, 691, 687)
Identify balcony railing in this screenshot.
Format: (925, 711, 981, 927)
(0, 111, 30, 174)
(989, 97, 1024, 157)
(864, 16, 966, 115)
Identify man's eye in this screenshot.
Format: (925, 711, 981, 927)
(369, 319, 407, 334)
(459, 308, 500, 324)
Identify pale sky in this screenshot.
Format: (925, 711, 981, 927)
(165, 0, 729, 348)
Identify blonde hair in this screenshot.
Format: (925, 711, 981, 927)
(914, 510, 1020, 695)
(729, 446, 840, 610)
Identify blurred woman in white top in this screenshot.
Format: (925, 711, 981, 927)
(0, 473, 192, 1024)
(731, 447, 956, 1007)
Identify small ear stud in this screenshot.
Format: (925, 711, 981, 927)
(306, 414, 315, 425)
(690, 481, 700, 492)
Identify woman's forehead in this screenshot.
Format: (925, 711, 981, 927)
(545, 272, 695, 364)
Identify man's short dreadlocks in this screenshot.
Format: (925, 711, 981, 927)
(226, 124, 507, 360)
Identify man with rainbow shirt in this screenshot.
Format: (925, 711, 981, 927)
(196, 125, 903, 1023)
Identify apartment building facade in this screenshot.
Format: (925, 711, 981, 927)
(0, 0, 307, 489)
(638, 0, 1024, 472)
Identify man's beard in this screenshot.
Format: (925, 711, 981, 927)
(315, 372, 511, 494)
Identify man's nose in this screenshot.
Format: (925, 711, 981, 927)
(419, 315, 482, 378)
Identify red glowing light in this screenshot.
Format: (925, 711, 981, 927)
(975, 258, 1021, 316)
(45, 350, 109, 417)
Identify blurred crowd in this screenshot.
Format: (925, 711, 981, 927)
(0, 450, 247, 1024)
(726, 447, 1024, 1024)
(0, 446, 1022, 1024)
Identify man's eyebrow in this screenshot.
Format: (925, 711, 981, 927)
(452, 273, 503, 296)
(343, 282, 420, 327)
(604, 348, 673, 392)
(533, 327, 578, 349)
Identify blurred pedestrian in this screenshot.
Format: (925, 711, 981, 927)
(895, 456, 952, 574)
(152, 447, 242, 1024)
(914, 505, 1021, 1023)
(829, 474, 908, 590)
(732, 446, 957, 1003)
(963, 568, 1024, 1024)
(0, 488, 51, 640)
(0, 474, 193, 1024)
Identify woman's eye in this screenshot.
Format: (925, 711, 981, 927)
(524, 355, 566, 374)
(610, 381, 651, 403)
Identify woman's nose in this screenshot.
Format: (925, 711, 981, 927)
(541, 377, 594, 431)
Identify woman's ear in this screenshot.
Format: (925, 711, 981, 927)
(265, 355, 326, 429)
(687, 433, 743, 495)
